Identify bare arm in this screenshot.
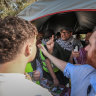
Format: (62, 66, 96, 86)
(47, 52, 67, 72)
(46, 58, 59, 86)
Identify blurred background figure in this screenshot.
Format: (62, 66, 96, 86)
(72, 32, 92, 64)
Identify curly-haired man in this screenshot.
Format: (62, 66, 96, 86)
(0, 16, 51, 96)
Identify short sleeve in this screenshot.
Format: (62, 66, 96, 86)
(64, 63, 95, 79)
(64, 63, 75, 78)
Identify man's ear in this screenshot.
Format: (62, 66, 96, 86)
(24, 44, 32, 57)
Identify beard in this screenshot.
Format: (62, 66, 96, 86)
(86, 49, 96, 69)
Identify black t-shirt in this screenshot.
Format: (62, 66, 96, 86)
(52, 42, 71, 62)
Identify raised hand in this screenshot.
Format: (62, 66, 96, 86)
(33, 70, 40, 81)
(72, 51, 79, 58)
(38, 44, 49, 57)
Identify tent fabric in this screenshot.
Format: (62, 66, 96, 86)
(17, 0, 96, 34)
(17, 0, 96, 21)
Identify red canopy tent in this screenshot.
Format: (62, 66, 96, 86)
(17, 0, 96, 34)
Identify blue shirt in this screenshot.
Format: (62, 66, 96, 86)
(64, 63, 96, 96)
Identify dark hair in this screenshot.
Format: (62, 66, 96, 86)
(60, 27, 73, 33)
(44, 29, 54, 39)
(55, 32, 60, 37)
(0, 16, 38, 64)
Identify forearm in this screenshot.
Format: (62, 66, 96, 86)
(46, 53, 67, 72)
(46, 59, 57, 79)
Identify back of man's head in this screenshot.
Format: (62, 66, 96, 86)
(0, 16, 38, 64)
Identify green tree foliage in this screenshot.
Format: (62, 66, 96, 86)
(0, 0, 36, 18)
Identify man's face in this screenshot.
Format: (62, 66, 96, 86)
(60, 30, 72, 41)
(85, 31, 96, 68)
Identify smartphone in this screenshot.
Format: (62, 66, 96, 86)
(73, 45, 79, 52)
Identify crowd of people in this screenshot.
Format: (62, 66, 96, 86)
(0, 16, 96, 96)
(25, 24, 94, 96)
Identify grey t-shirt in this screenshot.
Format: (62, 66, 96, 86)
(0, 73, 52, 96)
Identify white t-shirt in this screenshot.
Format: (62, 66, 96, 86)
(0, 73, 52, 96)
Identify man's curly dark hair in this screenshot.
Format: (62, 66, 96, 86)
(0, 16, 38, 64)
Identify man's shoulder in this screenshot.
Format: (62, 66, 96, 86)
(75, 64, 95, 70)
(0, 73, 52, 96)
(65, 64, 95, 73)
